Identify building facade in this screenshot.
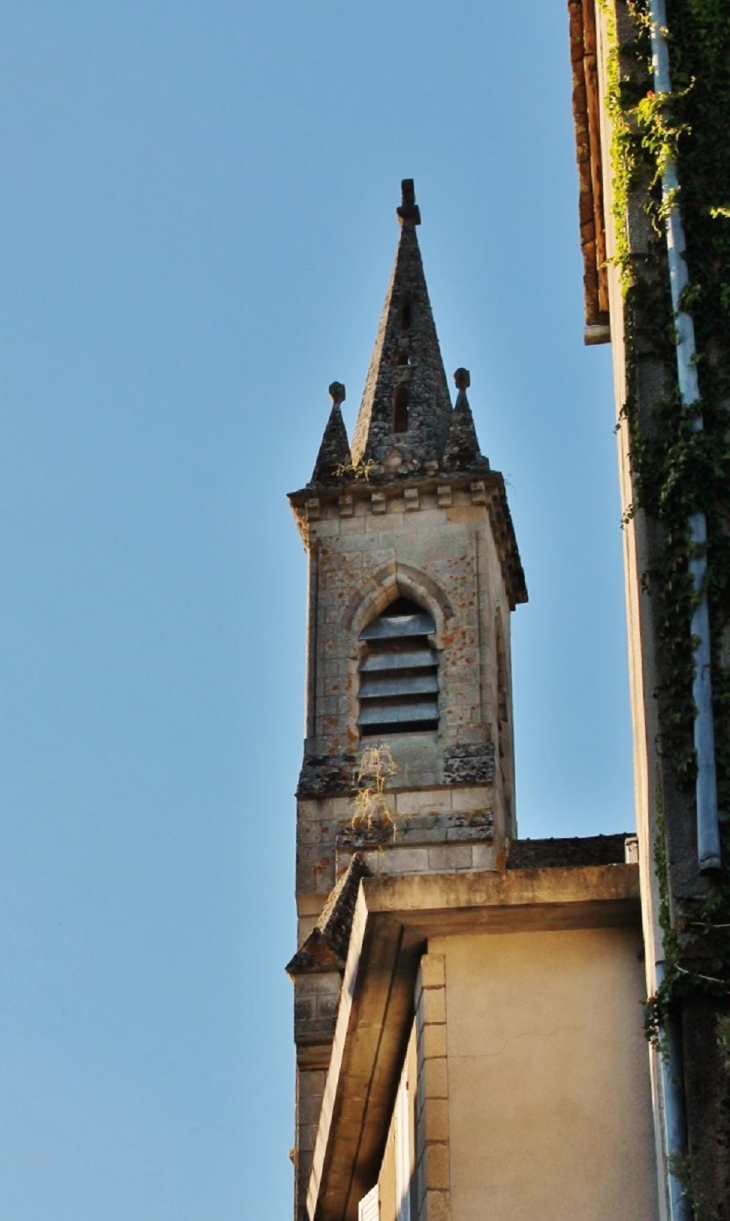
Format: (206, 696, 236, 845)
(287, 182, 659, 1221)
(569, 2, 730, 1216)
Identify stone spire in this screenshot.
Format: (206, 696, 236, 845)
(442, 368, 489, 471)
(350, 181, 453, 475)
(310, 382, 352, 484)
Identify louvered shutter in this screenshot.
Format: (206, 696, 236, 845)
(358, 1183, 380, 1221)
(359, 599, 438, 735)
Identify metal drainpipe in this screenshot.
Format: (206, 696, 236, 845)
(654, 962, 693, 1221)
(655, 962, 692, 1221)
(648, 0, 721, 872)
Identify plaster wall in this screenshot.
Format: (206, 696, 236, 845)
(431, 926, 659, 1221)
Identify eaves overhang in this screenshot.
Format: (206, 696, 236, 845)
(568, 0, 611, 343)
(306, 863, 641, 1221)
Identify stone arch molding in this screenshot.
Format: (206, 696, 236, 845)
(345, 561, 453, 651)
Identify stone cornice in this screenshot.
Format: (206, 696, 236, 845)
(288, 469, 528, 610)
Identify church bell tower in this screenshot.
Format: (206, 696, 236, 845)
(287, 181, 527, 1217)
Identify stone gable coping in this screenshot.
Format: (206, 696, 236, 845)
(286, 854, 371, 977)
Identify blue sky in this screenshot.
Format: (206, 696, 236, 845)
(0, 4, 630, 1218)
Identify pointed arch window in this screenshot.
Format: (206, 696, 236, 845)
(358, 598, 439, 735)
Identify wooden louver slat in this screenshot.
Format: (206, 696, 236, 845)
(360, 646, 436, 672)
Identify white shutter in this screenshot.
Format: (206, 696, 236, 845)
(358, 1183, 379, 1221)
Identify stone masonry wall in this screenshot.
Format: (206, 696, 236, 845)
(415, 954, 452, 1221)
(304, 491, 504, 758)
(293, 479, 515, 926)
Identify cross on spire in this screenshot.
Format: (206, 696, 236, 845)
(396, 178, 421, 227)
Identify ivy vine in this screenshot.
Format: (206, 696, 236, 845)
(602, 0, 730, 1038)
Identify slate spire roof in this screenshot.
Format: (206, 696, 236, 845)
(306, 181, 491, 487)
(349, 180, 454, 475)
